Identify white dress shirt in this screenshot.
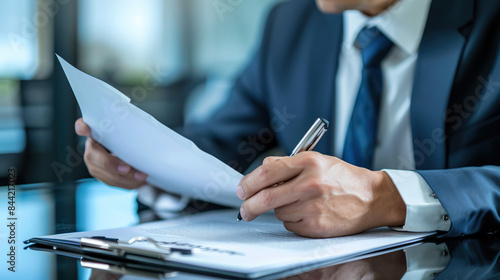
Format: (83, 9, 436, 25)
(336, 0, 450, 232)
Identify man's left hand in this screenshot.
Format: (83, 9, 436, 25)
(237, 152, 406, 238)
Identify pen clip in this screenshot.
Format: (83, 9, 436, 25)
(304, 126, 327, 152)
(290, 118, 329, 156)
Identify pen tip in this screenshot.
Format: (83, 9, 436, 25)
(237, 212, 242, 222)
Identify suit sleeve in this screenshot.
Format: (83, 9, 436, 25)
(416, 166, 500, 236)
(177, 5, 282, 173)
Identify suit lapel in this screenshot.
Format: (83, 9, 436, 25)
(410, 0, 474, 169)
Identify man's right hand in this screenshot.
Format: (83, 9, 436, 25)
(75, 118, 148, 189)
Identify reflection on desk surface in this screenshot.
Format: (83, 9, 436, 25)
(1, 180, 500, 280)
(79, 237, 500, 280)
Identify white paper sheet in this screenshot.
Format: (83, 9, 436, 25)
(57, 55, 243, 207)
(40, 210, 433, 278)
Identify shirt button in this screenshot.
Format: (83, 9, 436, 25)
(442, 214, 449, 221)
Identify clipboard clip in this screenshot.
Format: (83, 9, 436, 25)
(81, 236, 196, 260)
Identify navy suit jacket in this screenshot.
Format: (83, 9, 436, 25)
(182, 0, 500, 237)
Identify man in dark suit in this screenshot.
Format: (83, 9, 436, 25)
(75, 0, 500, 238)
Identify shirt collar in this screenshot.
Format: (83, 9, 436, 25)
(343, 0, 433, 54)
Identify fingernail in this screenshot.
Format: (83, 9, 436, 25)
(239, 206, 247, 221)
(117, 164, 131, 174)
(134, 172, 147, 181)
(236, 186, 245, 199)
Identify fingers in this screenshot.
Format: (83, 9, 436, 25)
(90, 165, 146, 190)
(84, 137, 147, 189)
(279, 192, 378, 238)
(240, 178, 307, 221)
(85, 138, 122, 172)
(239, 156, 304, 200)
(238, 152, 327, 221)
(283, 220, 332, 238)
(237, 151, 398, 238)
(273, 200, 306, 223)
(275, 198, 334, 238)
(75, 118, 91, 137)
(76, 117, 147, 189)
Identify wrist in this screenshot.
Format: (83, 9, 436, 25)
(374, 171, 406, 227)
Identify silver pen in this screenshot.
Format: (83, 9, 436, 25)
(289, 118, 329, 156)
(237, 118, 329, 221)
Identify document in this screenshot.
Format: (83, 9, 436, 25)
(57, 55, 243, 207)
(29, 210, 434, 279)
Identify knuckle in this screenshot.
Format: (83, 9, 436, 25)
(302, 152, 323, 167)
(259, 163, 273, 178)
(305, 218, 328, 236)
(307, 201, 324, 216)
(308, 178, 326, 194)
(299, 177, 326, 196)
(262, 156, 273, 165)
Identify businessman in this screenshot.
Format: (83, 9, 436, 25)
(75, 0, 500, 238)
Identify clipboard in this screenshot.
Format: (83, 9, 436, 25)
(26, 210, 435, 279)
(26, 236, 426, 280)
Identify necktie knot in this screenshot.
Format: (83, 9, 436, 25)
(355, 27, 393, 67)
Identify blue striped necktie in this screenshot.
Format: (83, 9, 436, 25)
(342, 26, 394, 169)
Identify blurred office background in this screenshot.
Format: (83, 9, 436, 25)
(0, 0, 284, 185)
(0, 1, 286, 279)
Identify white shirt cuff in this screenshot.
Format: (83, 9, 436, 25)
(138, 185, 190, 216)
(383, 169, 451, 232)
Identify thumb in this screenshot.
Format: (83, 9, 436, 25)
(75, 118, 91, 137)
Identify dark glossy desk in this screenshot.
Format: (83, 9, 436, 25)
(1, 180, 499, 280)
